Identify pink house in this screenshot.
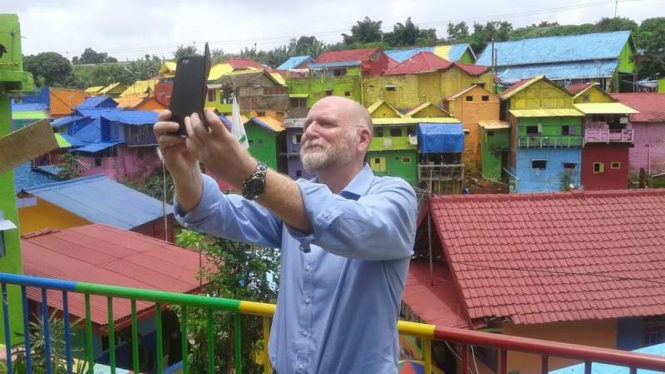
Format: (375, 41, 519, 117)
(611, 93, 665, 176)
(78, 145, 161, 182)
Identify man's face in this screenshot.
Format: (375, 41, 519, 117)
(299, 103, 360, 173)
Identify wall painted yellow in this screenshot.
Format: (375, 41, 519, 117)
(409, 104, 448, 118)
(368, 101, 404, 118)
(18, 198, 90, 235)
(509, 80, 574, 110)
(502, 319, 618, 374)
(573, 85, 614, 104)
(362, 67, 493, 110)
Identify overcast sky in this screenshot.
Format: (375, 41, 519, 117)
(8, 0, 664, 61)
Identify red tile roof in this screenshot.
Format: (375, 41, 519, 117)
(566, 83, 593, 95)
(611, 93, 665, 123)
(315, 48, 381, 64)
(427, 190, 665, 327)
(22, 224, 209, 332)
(384, 52, 451, 76)
(226, 59, 264, 70)
(454, 62, 489, 76)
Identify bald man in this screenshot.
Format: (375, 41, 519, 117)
(154, 97, 417, 374)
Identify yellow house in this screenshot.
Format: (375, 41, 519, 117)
(98, 82, 127, 98)
(84, 86, 104, 95)
(120, 79, 159, 97)
(158, 61, 177, 78)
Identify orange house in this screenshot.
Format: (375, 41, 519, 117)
(116, 95, 167, 112)
(49, 88, 89, 118)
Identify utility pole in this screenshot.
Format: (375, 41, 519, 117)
(615, 0, 619, 17)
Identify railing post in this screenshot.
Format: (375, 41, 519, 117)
(21, 285, 32, 374)
(107, 297, 116, 374)
(131, 299, 140, 374)
(2, 283, 12, 374)
(423, 338, 432, 374)
(542, 355, 549, 374)
(156, 302, 164, 374)
(182, 305, 189, 374)
(263, 316, 272, 374)
(42, 288, 52, 374)
(500, 349, 508, 374)
(461, 343, 469, 374)
(207, 308, 214, 374)
(85, 294, 94, 374)
(235, 312, 242, 374)
(63, 291, 73, 374)
(585, 361, 592, 374)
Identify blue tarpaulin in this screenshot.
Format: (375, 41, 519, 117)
(417, 123, 464, 154)
(76, 96, 118, 110)
(100, 111, 159, 125)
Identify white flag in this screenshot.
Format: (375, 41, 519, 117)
(231, 93, 249, 149)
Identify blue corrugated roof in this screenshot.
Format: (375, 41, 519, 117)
(11, 102, 48, 112)
(52, 115, 85, 128)
(308, 61, 362, 69)
(448, 44, 473, 62)
(22, 174, 173, 230)
(100, 111, 158, 125)
(58, 133, 85, 147)
(549, 343, 665, 374)
(73, 141, 124, 154)
(73, 120, 102, 144)
(477, 30, 632, 67)
(76, 96, 118, 110)
(496, 60, 619, 82)
(386, 47, 434, 63)
(277, 56, 314, 70)
(77, 109, 120, 119)
(13, 162, 59, 194)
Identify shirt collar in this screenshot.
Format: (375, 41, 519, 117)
(339, 163, 374, 200)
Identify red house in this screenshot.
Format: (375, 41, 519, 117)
(313, 47, 389, 76)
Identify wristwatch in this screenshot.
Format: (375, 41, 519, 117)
(241, 162, 268, 200)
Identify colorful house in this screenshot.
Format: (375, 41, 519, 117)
(242, 116, 286, 172)
(17, 175, 174, 241)
(207, 70, 288, 119)
(277, 56, 315, 70)
(501, 75, 584, 193)
(281, 118, 315, 180)
(21, 224, 206, 372)
(287, 63, 364, 108)
(0, 13, 34, 345)
(98, 82, 127, 98)
(10, 101, 48, 131)
(314, 47, 390, 77)
(385, 43, 477, 65)
(84, 86, 104, 95)
(116, 95, 167, 111)
(76, 95, 118, 110)
(444, 84, 504, 171)
(363, 52, 492, 110)
(479, 120, 511, 181)
(120, 79, 159, 98)
(405, 190, 665, 374)
(49, 88, 90, 118)
(611, 93, 665, 177)
(476, 31, 637, 92)
(568, 83, 638, 190)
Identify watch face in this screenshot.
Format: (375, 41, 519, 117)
(245, 178, 265, 199)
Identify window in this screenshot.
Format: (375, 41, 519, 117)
(248, 139, 254, 147)
(94, 158, 102, 167)
(563, 163, 576, 172)
(390, 128, 402, 137)
(207, 89, 216, 102)
(611, 162, 621, 169)
(465, 96, 473, 102)
(373, 128, 383, 137)
(643, 317, 665, 346)
(561, 125, 570, 135)
(385, 85, 396, 92)
(593, 162, 604, 173)
(526, 126, 539, 135)
(344, 91, 351, 97)
(324, 89, 333, 96)
(293, 134, 302, 144)
(333, 68, 346, 77)
(481, 95, 489, 102)
(487, 131, 495, 137)
(402, 157, 411, 164)
(257, 139, 264, 146)
(532, 160, 547, 170)
(374, 158, 381, 164)
(257, 111, 266, 117)
(296, 170, 302, 178)
(290, 98, 307, 108)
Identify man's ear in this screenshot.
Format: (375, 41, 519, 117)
(358, 127, 372, 151)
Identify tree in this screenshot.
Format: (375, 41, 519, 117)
(23, 52, 76, 87)
(56, 153, 83, 180)
(596, 17, 638, 33)
(266, 45, 290, 69)
(174, 230, 279, 374)
(468, 21, 512, 55)
(74, 62, 135, 87)
(446, 22, 469, 43)
(173, 44, 199, 59)
(637, 26, 665, 79)
(126, 54, 162, 81)
(75, 47, 117, 64)
(342, 17, 383, 45)
(384, 17, 421, 47)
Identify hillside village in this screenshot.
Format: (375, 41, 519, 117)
(2, 10, 665, 374)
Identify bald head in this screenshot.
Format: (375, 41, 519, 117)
(310, 96, 373, 134)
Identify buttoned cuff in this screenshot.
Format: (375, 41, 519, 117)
(174, 174, 222, 226)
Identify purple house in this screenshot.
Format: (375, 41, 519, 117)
(612, 93, 665, 176)
(282, 118, 315, 180)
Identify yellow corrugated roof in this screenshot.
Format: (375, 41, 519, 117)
(270, 72, 286, 86)
(159, 61, 177, 75)
(99, 82, 124, 95)
(120, 80, 159, 97)
(432, 45, 452, 61)
(573, 103, 638, 115)
(84, 86, 104, 93)
(116, 95, 147, 108)
(208, 63, 234, 81)
(479, 120, 510, 130)
(225, 115, 249, 124)
(509, 109, 584, 118)
(255, 116, 285, 132)
(372, 117, 460, 125)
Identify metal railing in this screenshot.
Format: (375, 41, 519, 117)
(517, 135, 584, 148)
(2, 273, 665, 374)
(584, 127, 634, 144)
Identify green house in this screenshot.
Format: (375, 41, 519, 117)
(286, 66, 363, 108)
(0, 13, 35, 345)
(479, 121, 511, 181)
(245, 117, 286, 173)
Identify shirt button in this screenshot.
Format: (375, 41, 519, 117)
(305, 265, 311, 272)
(305, 297, 311, 304)
(302, 331, 308, 337)
(298, 363, 305, 370)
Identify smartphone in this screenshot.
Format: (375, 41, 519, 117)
(169, 42, 212, 136)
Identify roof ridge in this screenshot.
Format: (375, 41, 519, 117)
(21, 228, 61, 239)
(432, 188, 665, 203)
(23, 174, 107, 192)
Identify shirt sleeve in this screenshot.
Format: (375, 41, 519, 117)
(287, 178, 417, 261)
(174, 174, 283, 249)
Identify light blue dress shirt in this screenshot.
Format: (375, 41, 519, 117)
(175, 164, 417, 374)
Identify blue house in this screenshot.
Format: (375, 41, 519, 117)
(75, 95, 119, 110)
(385, 43, 476, 64)
(477, 31, 636, 92)
(276, 55, 314, 70)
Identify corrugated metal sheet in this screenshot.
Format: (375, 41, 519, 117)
(100, 110, 158, 125)
(58, 133, 85, 147)
(13, 162, 58, 194)
(11, 102, 48, 112)
(277, 56, 314, 70)
(477, 30, 632, 66)
(98, 83, 124, 95)
(84, 86, 104, 93)
(385, 47, 434, 63)
(249, 117, 285, 133)
(308, 61, 361, 69)
(479, 120, 510, 129)
(76, 96, 118, 110)
(611, 93, 665, 123)
(54, 133, 71, 148)
(510, 109, 583, 117)
(315, 48, 380, 64)
(21, 224, 207, 328)
(51, 115, 84, 128)
(573, 102, 639, 115)
(496, 60, 619, 82)
(72, 120, 101, 144)
(23, 174, 174, 230)
(12, 111, 47, 120)
(373, 117, 460, 125)
(120, 80, 158, 97)
(226, 59, 264, 70)
(385, 44, 472, 63)
(75, 141, 124, 153)
(384, 52, 451, 76)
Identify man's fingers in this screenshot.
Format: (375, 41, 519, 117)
(154, 120, 180, 137)
(204, 110, 229, 136)
(157, 110, 172, 121)
(189, 113, 211, 139)
(158, 134, 186, 148)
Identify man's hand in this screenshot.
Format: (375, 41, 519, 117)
(184, 110, 257, 189)
(154, 110, 198, 178)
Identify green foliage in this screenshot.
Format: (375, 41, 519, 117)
(23, 52, 77, 88)
(73, 47, 118, 64)
(173, 44, 199, 59)
(560, 172, 574, 192)
(383, 17, 438, 47)
(123, 166, 174, 203)
(466, 21, 512, 53)
(56, 153, 83, 180)
(342, 17, 383, 45)
(446, 22, 470, 43)
(74, 63, 134, 87)
(174, 230, 279, 374)
(126, 54, 162, 81)
(596, 17, 638, 33)
(10, 311, 89, 374)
